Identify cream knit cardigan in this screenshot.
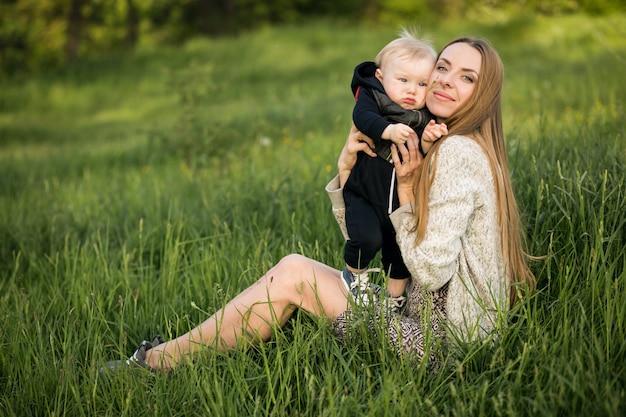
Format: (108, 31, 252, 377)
(326, 135, 508, 341)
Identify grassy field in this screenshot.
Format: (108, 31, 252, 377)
(1, 13, 625, 416)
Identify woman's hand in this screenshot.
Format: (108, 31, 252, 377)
(391, 135, 423, 206)
(338, 123, 376, 187)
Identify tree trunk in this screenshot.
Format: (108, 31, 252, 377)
(126, 0, 139, 47)
(65, 0, 84, 62)
(197, 0, 213, 35)
(197, 0, 236, 36)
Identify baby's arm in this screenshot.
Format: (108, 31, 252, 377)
(420, 120, 448, 155)
(381, 123, 416, 145)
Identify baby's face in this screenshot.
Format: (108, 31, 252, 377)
(375, 56, 434, 110)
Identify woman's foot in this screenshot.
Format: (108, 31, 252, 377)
(100, 336, 164, 375)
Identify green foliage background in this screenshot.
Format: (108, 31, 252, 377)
(1, 0, 624, 73)
(0, 11, 625, 417)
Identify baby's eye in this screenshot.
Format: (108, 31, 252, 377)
(419, 82, 427, 87)
(399, 77, 408, 82)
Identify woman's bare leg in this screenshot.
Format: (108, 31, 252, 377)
(146, 254, 348, 370)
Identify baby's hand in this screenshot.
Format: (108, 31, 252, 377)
(421, 120, 448, 142)
(383, 123, 416, 145)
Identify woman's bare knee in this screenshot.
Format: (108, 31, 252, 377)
(266, 254, 311, 282)
(258, 254, 346, 319)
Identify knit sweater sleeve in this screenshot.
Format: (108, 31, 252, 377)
(325, 174, 349, 240)
(389, 136, 486, 290)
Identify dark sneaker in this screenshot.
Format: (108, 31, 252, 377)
(100, 336, 165, 375)
(341, 267, 382, 306)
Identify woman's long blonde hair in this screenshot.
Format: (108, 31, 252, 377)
(411, 37, 535, 305)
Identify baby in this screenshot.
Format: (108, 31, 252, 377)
(341, 28, 448, 311)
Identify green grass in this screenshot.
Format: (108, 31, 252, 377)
(1, 14, 625, 416)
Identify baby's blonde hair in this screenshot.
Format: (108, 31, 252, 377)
(375, 28, 436, 70)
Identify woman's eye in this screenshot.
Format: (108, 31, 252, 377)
(436, 65, 447, 72)
(462, 75, 474, 83)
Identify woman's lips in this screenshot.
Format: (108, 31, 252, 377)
(432, 90, 454, 101)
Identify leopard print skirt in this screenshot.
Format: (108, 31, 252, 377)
(332, 279, 449, 362)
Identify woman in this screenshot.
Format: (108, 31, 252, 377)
(103, 37, 535, 372)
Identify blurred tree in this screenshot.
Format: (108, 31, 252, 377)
(126, 0, 138, 46)
(580, 0, 624, 14)
(197, 0, 236, 36)
(377, 0, 431, 23)
(65, 0, 85, 62)
(427, 0, 464, 17)
(0, 0, 69, 72)
(0, 0, 623, 74)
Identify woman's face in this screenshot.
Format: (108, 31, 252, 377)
(425, 42, 482, 120)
